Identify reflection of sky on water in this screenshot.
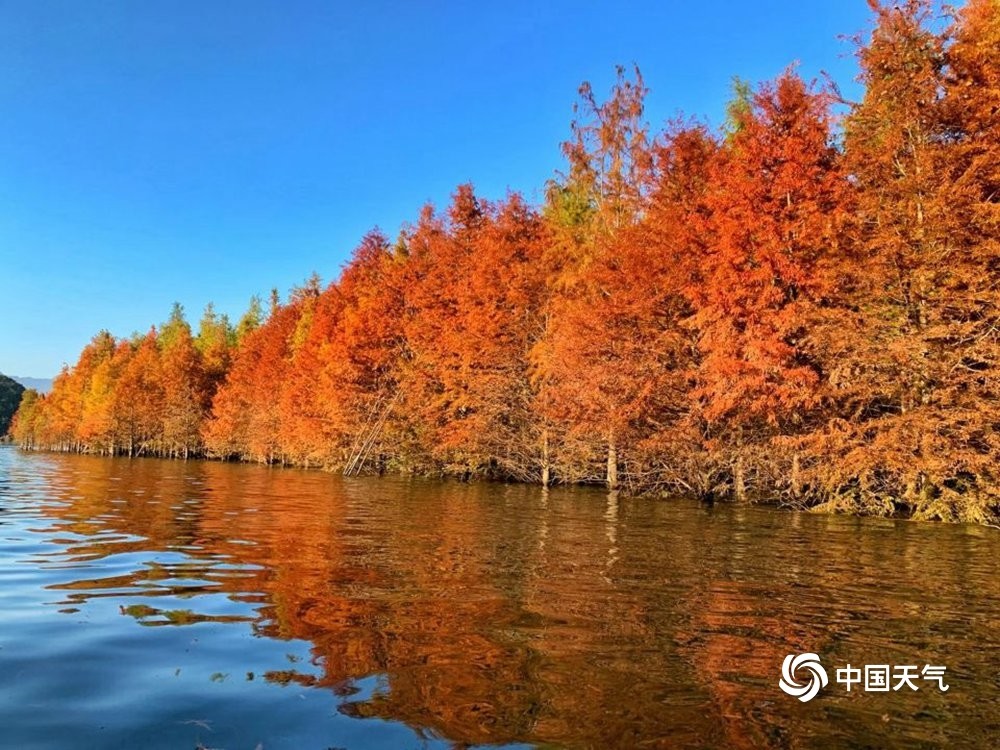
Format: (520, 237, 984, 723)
(1, 446, 998, 750)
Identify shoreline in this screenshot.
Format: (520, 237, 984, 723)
(10, 443, 997, 528)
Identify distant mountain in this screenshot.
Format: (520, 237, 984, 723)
(0, 373, 26, 436)
(8, 376, 53, 394)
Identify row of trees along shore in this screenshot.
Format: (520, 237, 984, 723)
(10, 1, 1000, 523)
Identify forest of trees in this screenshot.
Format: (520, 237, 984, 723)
(9, 1, 999, 523)
(0, 374, 26, 437)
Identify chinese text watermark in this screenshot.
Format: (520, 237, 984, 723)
(780, 653, 949, 702)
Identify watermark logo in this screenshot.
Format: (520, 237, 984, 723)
(780, 654, 950, 701)
(779, 652, 828, 702)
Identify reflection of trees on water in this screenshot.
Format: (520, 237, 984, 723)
(674, 509, 1000, 749)
(31, 453, 1000, 749)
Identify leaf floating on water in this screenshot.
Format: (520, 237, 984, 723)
(209, 672, 228, 683)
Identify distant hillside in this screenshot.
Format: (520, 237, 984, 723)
(0, 373, 26, 436)
(9, 376, 53, 394)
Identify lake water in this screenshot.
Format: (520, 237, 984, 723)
(0, 445, 997, 749)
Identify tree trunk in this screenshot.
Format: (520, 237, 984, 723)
(791, 452, 802, 499)
(734, 455, 746, 502)
(606, 431, 618, 490)
(541, 429, 551, 487)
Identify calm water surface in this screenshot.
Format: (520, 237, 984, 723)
(0, 446, 998, 749)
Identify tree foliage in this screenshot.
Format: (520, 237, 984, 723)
(12, 1, 1000, 523)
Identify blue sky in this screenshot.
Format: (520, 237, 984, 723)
(0, 1, 872, 377)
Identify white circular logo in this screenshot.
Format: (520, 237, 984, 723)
(779, 653, 828, 702)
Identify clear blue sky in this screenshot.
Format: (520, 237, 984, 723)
(0, 1, 871, 378)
